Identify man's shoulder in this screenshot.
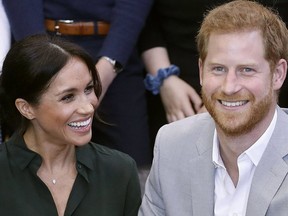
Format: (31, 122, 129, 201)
(160, 112, 214, 135)
(276, 106, 288, 127)
(155, 112, 215, 154)
(280, 107, 288, 115)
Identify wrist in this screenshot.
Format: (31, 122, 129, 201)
(144, 65, 180, 95)
(101, 56, 123, 74)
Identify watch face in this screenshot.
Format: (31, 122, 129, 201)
(114, 61, 123, 73)
(103, 56, 123, 73)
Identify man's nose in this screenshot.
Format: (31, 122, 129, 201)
(221, 70, 241, 95)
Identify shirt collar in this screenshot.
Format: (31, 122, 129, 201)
(213, 109, 277, 167)
(6, 132, 40, 170)
(7, 132, 96, 173)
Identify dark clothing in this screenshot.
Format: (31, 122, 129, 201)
(4, 0, 151, 66)
(3, 0, 153, 166)
(139, 0, 288, 145)
(139, 0, 225, 53)
(0, 133, 141, 215)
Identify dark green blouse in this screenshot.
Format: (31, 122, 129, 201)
(0, 133, 141, 216)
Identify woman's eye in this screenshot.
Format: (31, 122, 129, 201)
(85, 85, 94, 94)
(61, 94, 74, 102)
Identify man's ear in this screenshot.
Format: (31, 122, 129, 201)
(199, 58, 203, 86)
(273, 59, 287, 90)
(15, 98, 35, 120)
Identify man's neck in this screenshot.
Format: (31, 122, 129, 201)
(216, 107, 278, 186)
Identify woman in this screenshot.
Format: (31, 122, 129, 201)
(0, 34, 141, 216)
(3, 0, 153, 168)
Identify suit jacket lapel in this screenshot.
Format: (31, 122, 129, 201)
(190, 119, 215, 216)
(246, 107, 288, 216)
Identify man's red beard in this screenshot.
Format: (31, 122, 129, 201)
(201, 88, 273, 137)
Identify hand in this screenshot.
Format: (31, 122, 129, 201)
(197, 105, 207, 114)
(160, 76, 202, 123)
(95, 58, 117, 102)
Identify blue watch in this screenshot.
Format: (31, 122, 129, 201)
(144, 65, 180, 95)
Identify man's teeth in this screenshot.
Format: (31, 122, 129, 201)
(68, 118, 91, 127)
(221, 100, 247, 107)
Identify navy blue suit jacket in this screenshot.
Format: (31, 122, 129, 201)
(3, 0, 153, 66)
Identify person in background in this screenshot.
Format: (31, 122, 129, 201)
(0, 34, 141, 216)
(0, 0, 10, 144)
(139, 0, 288, 215)
(0, 0, 10, 71)
(139, 0, 288, 146)
(3, 0, 153, 171)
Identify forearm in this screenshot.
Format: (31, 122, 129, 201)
(98, 0, 153, 66)
(141, 47, 171, 75)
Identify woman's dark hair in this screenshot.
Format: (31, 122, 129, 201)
(0, 34, 102, 134)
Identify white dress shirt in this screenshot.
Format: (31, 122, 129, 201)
(213, 110, 277, 216)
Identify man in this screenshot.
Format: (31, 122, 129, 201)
(139, 0, 288, 215)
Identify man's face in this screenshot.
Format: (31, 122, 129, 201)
(199, 30, 280, 136)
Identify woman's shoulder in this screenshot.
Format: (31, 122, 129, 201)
(80, 142, 137, 170)
(91, 142, 132, 157)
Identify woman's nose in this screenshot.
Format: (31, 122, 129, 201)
(78, 101, 95, 114)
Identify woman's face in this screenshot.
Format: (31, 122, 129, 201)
(28, 57, 98, 147)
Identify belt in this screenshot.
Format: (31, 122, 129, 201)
(45, 19, 110, 36)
